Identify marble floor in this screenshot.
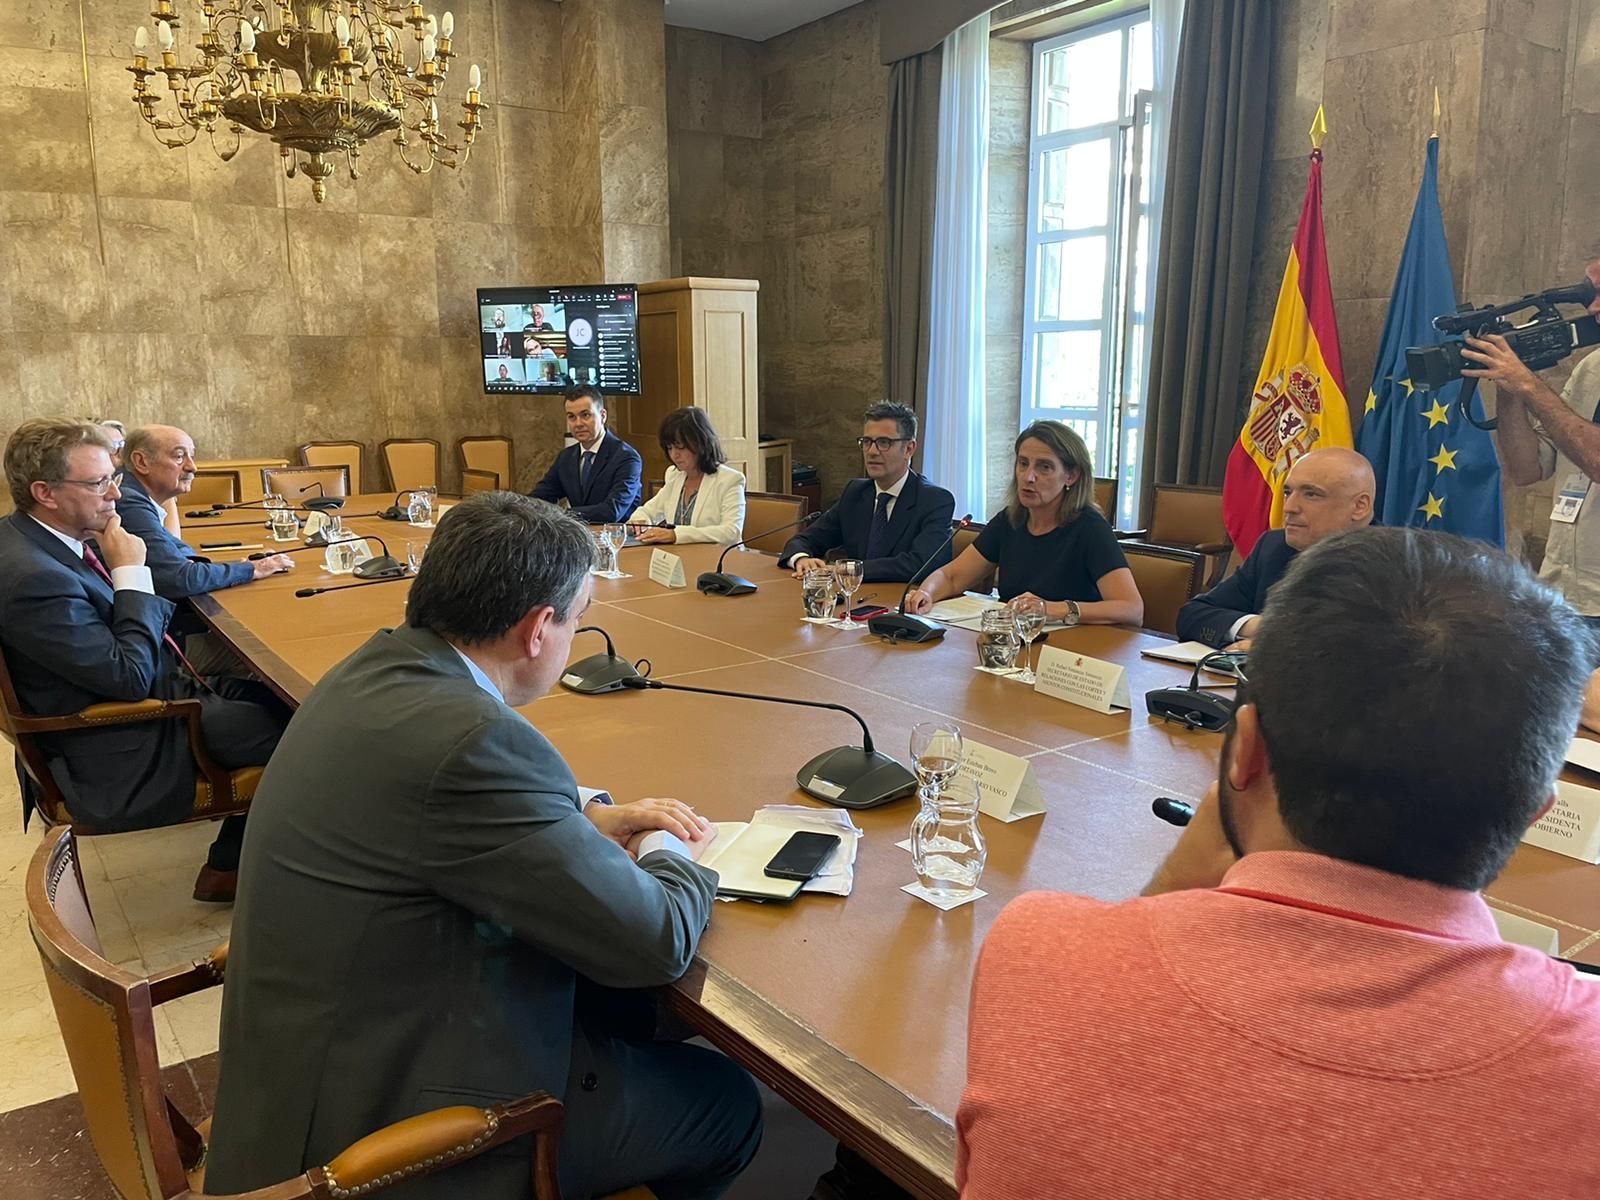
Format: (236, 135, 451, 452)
(0, 767, 839, 1197)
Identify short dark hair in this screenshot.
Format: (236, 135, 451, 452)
(1247, 526, 1589, 890)
(5, 419, 114, 511)
(862, 401, 917, 441)
(564, 383, 605, 412)
(658, 407, 726, 475)
(1004, 420, 1095, 529)
(406, 492, 593, 644)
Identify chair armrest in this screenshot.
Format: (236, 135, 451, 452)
(309, 1093, 565, 1199)
(10, 697, 204, 735)
(1115, 528, 1149, 541)
(1193, 540, 1231, 556)
(148, 940, 228, 1006)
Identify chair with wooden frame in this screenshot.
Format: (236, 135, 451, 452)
(186, 470, 240, 507)
(261, 465, 351, 500)
(1119, 484, 1232, 587)
(0, 645, 257, 836)
(299, 442, 367, 496)
(461, 468, 499, 496)
(457, 436, 514, 492)
(25, 827, 581, 1200)
(381, 438, 442, 493)
(742, 491, 808, 553)
(1092, 476, 1117, 524)
(1121, 543, 1207, 637)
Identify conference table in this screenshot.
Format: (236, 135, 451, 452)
(182, 497, 1600, 1198)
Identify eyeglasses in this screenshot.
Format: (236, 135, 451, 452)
(856, 437, 910, 452)
(53, 472, 123, 496)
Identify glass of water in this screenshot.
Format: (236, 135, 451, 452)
(405, 539, 427, 573)
(910, 720, 964, 807)
(909, 775, 987, 902)
(832, 559, 864, 628)
(1010, 596, 1047, 684)
(269, 507, 299, 542)
(591, 531, 610, 576)
(407, 489, 433, 526)
(801, 567, 838, 621)
(603, 523, 630, 578)
(977, 609, 1020, 671)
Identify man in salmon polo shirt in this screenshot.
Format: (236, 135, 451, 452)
(958, 525, 1600, 1200)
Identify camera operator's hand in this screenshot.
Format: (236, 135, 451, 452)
(1460, 333, 1542, 397)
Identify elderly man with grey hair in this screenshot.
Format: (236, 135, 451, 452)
(207, 491, 763, 1200)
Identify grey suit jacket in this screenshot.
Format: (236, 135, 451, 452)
(205, 624, 718, 1199)
(0, 512, 195, 829)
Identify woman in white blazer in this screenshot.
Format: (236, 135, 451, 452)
(626, 407, 746, 544)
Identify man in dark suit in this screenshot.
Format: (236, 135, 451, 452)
(206, 492, 761, 1200)
(781, 401, 957, 583)
(529, 384, 643, 523)
(117, 424, 295, 598)
(0, 420, 288, 901)
(1178, 447, 1375, 648)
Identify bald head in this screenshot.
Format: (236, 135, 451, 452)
(1280, 447, 1375, 551)
(125, 424, 197, 503)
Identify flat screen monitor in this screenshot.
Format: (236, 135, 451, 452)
(476, 284, 640, 396)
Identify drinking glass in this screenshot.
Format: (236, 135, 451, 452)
(910, 720, 964, 807)
(263, 492, 287, 511)
(269, 508, 299, 542)
(977, 609, 1020, 672)
(591, 531, 610, 576)
(801, 567, 838, 621)
(324, 538, 356, 574)
(1010, 596, 1046, 684)
(832, 559, 864, 628)
(405, 539, 427, 573)
(909, 776, 987, 901)
(407, 489, 433, 526)
(603, 523, 630, 579)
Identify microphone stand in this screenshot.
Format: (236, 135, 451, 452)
(298, 481, 346, 512)
(619, 676, 915, 810)
(867, 514, 973, 644)
(697, 512, 821, 596)
(249, 535, 407, 580)
(296, 575, 411, 598)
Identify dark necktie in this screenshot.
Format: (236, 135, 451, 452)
(579, 450, 595, 495)
(82, 543, 213, 694)
(866, 491, 893, 559)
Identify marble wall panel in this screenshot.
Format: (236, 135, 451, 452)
(1326, 0, 1490, 61)
(1575, 0, 1600, 114)
(435, 220, 517, 336)
(434, 109, 508, 226)
(2, 0, 81, 52)
(671, 130, 725, 235)
(354, 135, 437, 220)
(599, 104, 671, 227)
(99, 196, 203, 334)
(359, 215, 442, 335)
(0, 192, 107, 332)
(0, 45, 79, 89)
(205, 336, 296, 456)
(193, 203, 298, 337)
(493, 0, 566, 112)
(1266, 0, 1331, 163)
(85, 55, 190, 201)
(719, 37, 763, 140)
(1489, 0, 1570, 49)
(723, 136, 764, 242)
(668, 28, 720, 134)
(0, 85, 94, 195)
(283, 211, 366, 337)
(1557, 112, 1600, 270)
(597, 0, 668, 112)
(602, 222, 670, 283)
(187, 125, 282, 209)
(11, 331, 111, 417)
(499, 104, 572, 228)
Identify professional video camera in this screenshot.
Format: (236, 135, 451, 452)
(1406, 278, 1600, 429)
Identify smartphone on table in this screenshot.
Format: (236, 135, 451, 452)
(762, 831, 842, 882)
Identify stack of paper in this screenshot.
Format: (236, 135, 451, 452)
(698, 805, 863, 902)
(927, 592, 1067, 632)
(1140, 641, 1245, 679)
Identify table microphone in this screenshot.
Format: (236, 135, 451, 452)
(697, 512, 820, 596)
(617, 676, 916, 810)
(377, 490, 415, 520)
(1152, 797, 1195, 826)
(560, 626, 642, 694)
(296, 575, 411, 598)
(298, 481, 346, 512)
(866, 514, 974, 643)
(249, 536, 406, 580)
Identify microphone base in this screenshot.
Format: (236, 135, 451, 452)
(867, 612, 946, 643)
(696, 571, 757, 596)
(303, 497, 346, 512)
(559, 653, 641, 695)
(353, 555, 406, 580)
(797, 747, 916, 810)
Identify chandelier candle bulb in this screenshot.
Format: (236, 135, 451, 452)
(237, 20, 254, 53)
(335, 15, 350, 44)
(468, 62, 480, 88)
(132, 25, 148, 53)
(441, 11, 453, 36)
(156, 20, 174, 51)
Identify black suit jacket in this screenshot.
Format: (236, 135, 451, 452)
(779, 472, 957, 583)
(0, 512, 196, 829)
(529, 434, 643, 523)
(115, 473, 254, 598)
(205, 625, 717, 1200)
(1176, 529, 1297, 647)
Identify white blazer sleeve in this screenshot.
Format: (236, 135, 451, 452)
(627, 467, 681, 526)
(672, 467, 746, 544)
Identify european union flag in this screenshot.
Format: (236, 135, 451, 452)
(1357, 137, 1503, 545)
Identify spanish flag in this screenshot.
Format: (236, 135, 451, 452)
(1221, 115, 1354, 558)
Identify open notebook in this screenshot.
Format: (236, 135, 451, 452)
(926, 592, 1069, 633)
(697, 806, 862, 901)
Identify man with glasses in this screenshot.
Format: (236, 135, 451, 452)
(0, 419, 289, 902)
(781, 401, 956, 583)
(118, 425, 295, 597)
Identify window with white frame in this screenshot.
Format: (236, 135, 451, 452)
(1022, 14, 1153, 529)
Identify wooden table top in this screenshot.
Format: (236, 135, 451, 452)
(184, 497, 1600, 1198)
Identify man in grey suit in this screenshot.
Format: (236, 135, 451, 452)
(206, 492, 762, 1200)
(0, 419, 287, 901)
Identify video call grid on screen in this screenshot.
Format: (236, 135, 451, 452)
(477, 284, 641, 396)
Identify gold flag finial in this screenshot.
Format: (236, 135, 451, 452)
(1431, 86, 1441, 138)
(1309, 105, 1327, 151)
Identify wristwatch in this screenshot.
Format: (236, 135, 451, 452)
(1062, 599, 1081, 627)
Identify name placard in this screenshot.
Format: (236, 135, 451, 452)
(1489, 907, 1562, 955)
(1033, 645, 1131, 713)
(649, 549, 687, 589)
(960, 741, 1046, 823)
(1521, 779, 1600, 864)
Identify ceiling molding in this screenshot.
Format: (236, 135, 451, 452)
(664, 0, 863, 42)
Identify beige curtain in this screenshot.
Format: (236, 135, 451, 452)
(884, 48, 942, 440)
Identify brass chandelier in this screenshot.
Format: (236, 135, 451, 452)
(127, 1, 489, 203)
